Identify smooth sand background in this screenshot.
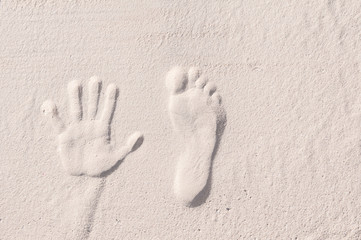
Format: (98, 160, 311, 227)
(2, 0, 361, 239)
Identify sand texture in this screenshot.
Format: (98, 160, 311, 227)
(2, 0, 361, 239)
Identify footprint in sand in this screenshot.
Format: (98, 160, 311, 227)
(166, 66, 226, 206)
(41, 76, 143, 177)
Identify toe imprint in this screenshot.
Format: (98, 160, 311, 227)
(195, 76, 208, 89)
(204, 82, 217, 95)
(166, 67, 188, 94)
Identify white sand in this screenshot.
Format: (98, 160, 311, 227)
(1, 0, 361, 239)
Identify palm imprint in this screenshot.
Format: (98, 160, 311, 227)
(41, 76, 142, 177)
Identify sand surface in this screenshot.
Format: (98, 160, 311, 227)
(2, 0, 361, 239)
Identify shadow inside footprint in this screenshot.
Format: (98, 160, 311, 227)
(190, 108, 227, 208)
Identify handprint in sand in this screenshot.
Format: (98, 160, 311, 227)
(41, 76, 143, 177)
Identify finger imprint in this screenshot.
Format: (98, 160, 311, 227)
(100, 83, 118, 124)
(67, 80, 83, 122)
(88, 76, 101, 120)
